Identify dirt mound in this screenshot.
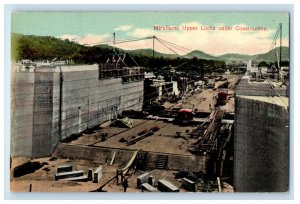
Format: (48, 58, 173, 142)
(13, 161, 48, 178)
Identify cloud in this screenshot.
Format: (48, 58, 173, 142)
(59, 33, 111, 45)
(119, 21, 289, 56)
(59, 21, 289, 56)
(59, 34, 79, 41)
(114, 25, 133, 31)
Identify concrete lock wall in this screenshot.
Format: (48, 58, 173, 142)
(11, 64, 144, 158)
(52, 144, 136, 165)
(11, 71, 35, 157)
(52, 143, 206, 172)
(236, 76, 288, 97)
(143, 152, 206, 172)
(234, 96, 288, 192)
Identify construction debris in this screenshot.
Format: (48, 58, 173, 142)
(137, 172, 151, 189)
(157, 179, 179, 192)
(88, 169, 93, 181)
(141, 183, 159, 192)
(93, 166, 103, 183)
(55, 170, 84, 180)
(111, 117, 133, 128)
(217, 177, 222, 192)
(182, 177, 196, 192)
(57, 165, 72, 174)
(110, 151, 117, 166)
(126, 126, 159, 146)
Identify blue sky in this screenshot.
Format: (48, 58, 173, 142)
(11, 12, 289, 55)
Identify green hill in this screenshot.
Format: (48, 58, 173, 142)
(217, 47, 289, 62)
(11, 33, 85, 61)
(184, 50, 218, 60)
(126, 48, 177, 59)
(218, 53, 252, 61)
(253, 46, 289, 62)
(11, 33, 289, 65)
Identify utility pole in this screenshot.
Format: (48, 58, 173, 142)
(279, 23, 282, 80)
(113, 33, 116, 63)
(152, 35, 155, 71)
(153, 35, 155, 60)
(113, 32, 116, 53)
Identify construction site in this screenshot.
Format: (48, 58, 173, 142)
(10, 69, 239, 192)
(10, 24, 289, 193)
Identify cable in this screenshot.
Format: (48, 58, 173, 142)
(84, 36, 153, 46)
(113, 50, 129, 68)
(265, 25, 280, 63)
(265, 79, 288, 107)
(127, 53, 141, 67)
(155, 37, 180, 56)
(85, 35, 192, 59)
(115, 37, 153, 45)
(156, 38, 192, 53)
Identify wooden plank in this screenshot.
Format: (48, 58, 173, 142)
(217, 177, 222, 192)
(110, 151, 117, 166)
(120, 150, 139, 176)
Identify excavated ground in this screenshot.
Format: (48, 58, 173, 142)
(10, 75, 240, 192)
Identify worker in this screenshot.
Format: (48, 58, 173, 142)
(122, 179, 128, 192)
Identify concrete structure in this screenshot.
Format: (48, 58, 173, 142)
(137, 172, 151, 188)
(11, 63, 144, 158)
(93, 165, 103, 183)
(55, 170, 84, 180)
(141, 183, 159, 192)
(57, 165, 73, 173)
(181, 177, 196, 192)
(157, 179, 179, 192)
(234, 75, 289, 192)
(52, 143, 206, 172)
(181, 178, 196, 192)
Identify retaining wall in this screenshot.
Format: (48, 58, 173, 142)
(52, 143, 206, 172)
(11, 64, 144, 157)
(236, 76, 288, 97)
(234, 94, 288, 192)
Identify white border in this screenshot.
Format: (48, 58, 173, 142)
(1, 1, 298, 202)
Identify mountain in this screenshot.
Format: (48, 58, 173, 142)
(184, 50, 218, 60)
(217, 46, 289, 62)
(11, 33, 289, 64)
(126, 48, 177, 59)
(218, 53, 252, 61)
(253, 46, 289, 62)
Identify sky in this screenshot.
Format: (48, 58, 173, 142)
(11, 12, 289, 56)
